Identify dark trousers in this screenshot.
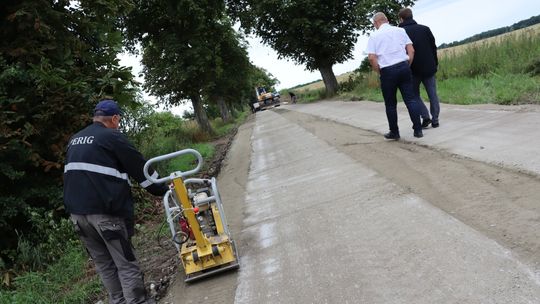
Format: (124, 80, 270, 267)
(70, 214, 154, 304)
(379, 61, 422, 133)
(413, 74, 440, 123)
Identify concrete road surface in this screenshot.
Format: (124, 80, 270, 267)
(291, 101, 540, 176)
(162, 101, 540, 304)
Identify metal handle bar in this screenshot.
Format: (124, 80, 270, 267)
(143, 149, 203, 184)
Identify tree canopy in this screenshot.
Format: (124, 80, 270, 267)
(126, 0, 258, 132)
(0, 0, 137, 270)
(227, 0, 415, 96)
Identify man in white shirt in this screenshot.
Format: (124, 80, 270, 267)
(366, 12, 423, 139)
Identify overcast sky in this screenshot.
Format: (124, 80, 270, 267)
(119, 0, 540, 112)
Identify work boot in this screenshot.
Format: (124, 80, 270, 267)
(384, 132, 400, 140)
(421, 118, 432, 129)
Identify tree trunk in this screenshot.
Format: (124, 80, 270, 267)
(217, 96, 231, 123)
(227, 100, 238, 118)
(319, 64, 339, 97)
(190, 94, 213, 134)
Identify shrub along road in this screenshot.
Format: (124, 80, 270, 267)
(161, 101, 540, 303)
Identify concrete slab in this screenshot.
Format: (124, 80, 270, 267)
(234, 110, 540, 304)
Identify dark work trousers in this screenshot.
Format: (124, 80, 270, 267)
(379, 61, 422, 134)
(413, 74, 440, 124)
(70, 214, 153, 304)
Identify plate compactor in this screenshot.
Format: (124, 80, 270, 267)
(143, 149, 239, 282)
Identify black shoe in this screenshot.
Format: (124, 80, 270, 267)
(384, 132, 400, 140)
(414, 130, 423, 138)
(421, 118, 432, 129)
(432, 122, 439, 128)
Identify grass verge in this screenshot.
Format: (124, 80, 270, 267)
(336, 73, 540, 105)
(0, 245, 102, 304)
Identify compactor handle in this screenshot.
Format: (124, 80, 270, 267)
(143, 149, 203, 184)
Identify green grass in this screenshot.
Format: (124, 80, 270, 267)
(212, 110, 248, 136)
(165, 143, 215, 174)
(437, 74, 540, 105)
(163, 110, 249, 174)
(438, 35, 540, 79)
(0, 245, 102, 304)
(296, 88, 327, 103)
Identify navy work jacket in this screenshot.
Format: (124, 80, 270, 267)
(63, 122, 167, 218)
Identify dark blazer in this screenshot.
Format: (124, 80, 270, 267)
(399, 19, 438, 78)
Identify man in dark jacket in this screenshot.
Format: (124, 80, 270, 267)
(64, 99, 168, 304)
(399, 8, 440, 128)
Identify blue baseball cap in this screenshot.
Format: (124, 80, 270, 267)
(94, 99, 122, 116)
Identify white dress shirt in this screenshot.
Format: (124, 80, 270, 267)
(365, 23, 412, 68)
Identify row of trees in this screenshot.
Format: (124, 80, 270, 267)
(1, 0, 139, 274)
(124, 0, 277, 134)
(0, 0, 274, 276)
(1, 0, 417, 279)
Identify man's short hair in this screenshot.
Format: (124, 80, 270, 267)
(94, 99, 122, 117)
(398, 8, 413, 20)
(372, 12, 387, 23)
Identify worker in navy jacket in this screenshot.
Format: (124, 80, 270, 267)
(399, 7, 441, 128)
(64, 99, 167, 304)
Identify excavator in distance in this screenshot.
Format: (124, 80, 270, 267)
(252, 86, 280, 112)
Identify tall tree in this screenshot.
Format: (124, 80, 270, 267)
(127, 0, 248, 133)
(208, 22, 252, 122)
(0, 0, 136, 269)
(227, 0, 415, 96)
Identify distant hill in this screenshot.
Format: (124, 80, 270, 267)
(439, 14, 540, 49)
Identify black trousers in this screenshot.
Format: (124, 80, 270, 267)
(380, 61, 422, 133)
(70, 214, 154, 304)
